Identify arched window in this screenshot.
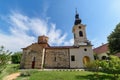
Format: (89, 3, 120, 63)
(54, 57, 56, 61)
(32, 57, 36, 61)
(71, 55, 75, 61)
(79, 31, 83, 37)
(102, 56, 107, 60)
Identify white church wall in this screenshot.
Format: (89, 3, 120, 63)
(70, 48, 83, 68)
(70, 46, 94, 68)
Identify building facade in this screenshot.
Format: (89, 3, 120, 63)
(20, 12, 94, 69)
(93, 43, 109, 60)
(93, 43, 120, 59)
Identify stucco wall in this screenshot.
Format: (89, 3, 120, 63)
(97, 52, 109, 60)
(70, 46, 94, 68)
(73, 24, 87, 46)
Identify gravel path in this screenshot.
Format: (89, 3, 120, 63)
(3, 72, 20, 80)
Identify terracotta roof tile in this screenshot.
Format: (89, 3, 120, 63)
(45, 46, 79, 49)
(93, 43, 108, 54)
(22, 43, 50, 50)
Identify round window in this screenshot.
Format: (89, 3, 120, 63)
(84, 48, 87, 51)
(79, 26, 81, 29)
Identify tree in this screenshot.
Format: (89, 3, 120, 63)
(11, 52, 22, 64)
(86, 56, 120, 79)
(108, 23, 120, 54)
(0, 46, 11, 72)
(99, 56, 120, 79)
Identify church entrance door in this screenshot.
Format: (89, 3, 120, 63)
(32, 57, 35, 68)
(83, 56, 90, 65)
(32, 61, 35, 68)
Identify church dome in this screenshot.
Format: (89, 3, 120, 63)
(38, 35, 49, 44)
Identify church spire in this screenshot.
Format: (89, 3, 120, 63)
(74, 9, 81, 25)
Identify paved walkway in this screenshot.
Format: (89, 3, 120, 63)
(3, 72, 20, 80)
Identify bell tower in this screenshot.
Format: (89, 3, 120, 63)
(72, 11, 90, 46)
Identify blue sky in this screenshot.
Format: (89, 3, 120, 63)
(0, 0, 120, 52)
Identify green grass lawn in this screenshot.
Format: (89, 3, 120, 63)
(29, 71, 93, 80)
(28, 71, 115, 80)
(17, 70, 94, 80)
(17, 70, 120, 80)
(16, 70, 120, 80)
(1, 64, 119, 80)
(17, 70, 118, 80)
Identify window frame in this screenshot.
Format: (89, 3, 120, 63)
(71, 55, 75, 61)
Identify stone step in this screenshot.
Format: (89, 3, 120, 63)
(42, 69, 85, 71)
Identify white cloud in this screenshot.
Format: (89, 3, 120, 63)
(64, 39, 74, 46)
(0, 11, 73, 52)
(0, 33, 35, 52)
(29, 18, 48, 36)
(47, 23, 67, 45)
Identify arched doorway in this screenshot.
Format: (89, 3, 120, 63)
(32, 57, 35, 69)
(83, 56, 90, 65)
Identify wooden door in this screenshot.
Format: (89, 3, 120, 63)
(32, 61, 35, 68)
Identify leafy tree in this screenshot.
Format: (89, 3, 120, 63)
(0, 46, 11, 72)
(99, 56, 120, 79)
(86, 56, 120, 80)
(108, 23, 120, 54)
(94, 53, 99, 60)
(11, 52, 22, 64)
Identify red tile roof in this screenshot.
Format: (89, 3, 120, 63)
(22, 43, 50, 50)
(93, 43, 108, 54)
(45, 46, 79, 49)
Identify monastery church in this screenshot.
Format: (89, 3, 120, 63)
(20, 11, 94, 69)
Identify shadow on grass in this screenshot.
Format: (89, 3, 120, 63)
(76, 74, 117, 80)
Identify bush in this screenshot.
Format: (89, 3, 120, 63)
(20, 71, 31, 77)
(11, 52, 22, 64)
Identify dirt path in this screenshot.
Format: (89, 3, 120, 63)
(3, 72, 20, 80)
